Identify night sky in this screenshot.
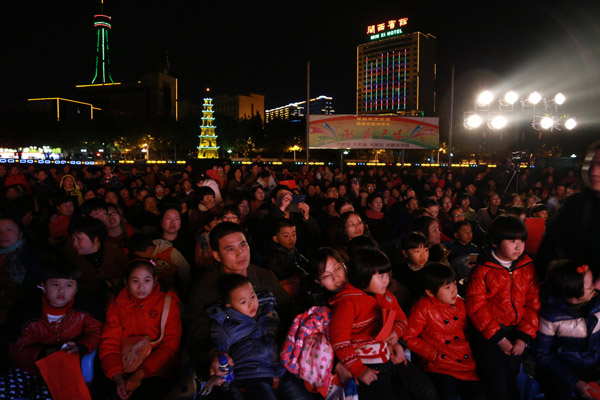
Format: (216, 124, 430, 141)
(4, 1, 600, 130)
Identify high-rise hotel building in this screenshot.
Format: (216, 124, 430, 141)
(357, 19, 436, 116)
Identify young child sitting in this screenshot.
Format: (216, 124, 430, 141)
(207, 273, 312, 400)
(392, 231, 430, 312)
(99, 259, 181, 400)
(404, 263, 485, 400)
(128, 234, 192, 300)
(531, 260, 600, 400)
(444, 220, 479, 281)
(47, 195, 75, 247)
(466, 215, 540, 400)
(194, 213, 222, 271)
(329, 246, 436, 400)
(1, 260, 102, 400)
(262, 219, 311, 300)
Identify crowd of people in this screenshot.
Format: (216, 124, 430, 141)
(0, 140, 599, 400)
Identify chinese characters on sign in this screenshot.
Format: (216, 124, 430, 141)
(309, 115, 438, 150)
(366, 18, 408, 34)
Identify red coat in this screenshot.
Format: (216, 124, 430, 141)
(99, 285, 181, 380)
(404, 296, 478, 381)
(466, 254, 540, 343)
(8, 307, 102, 375)
(329, 283, 408, 378)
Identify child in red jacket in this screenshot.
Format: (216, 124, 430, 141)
(99, 259, 181, 400)
(404, 263, 484, 400)
(1, 261, 102, 399)
(466, 215, 540, 400)
(329, 246, 436, 400)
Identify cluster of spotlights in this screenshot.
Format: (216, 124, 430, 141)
(475, 91, 566, 108)
(465, 90, 576, 131)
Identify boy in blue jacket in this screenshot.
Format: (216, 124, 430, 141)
(207, 274, 312, 400)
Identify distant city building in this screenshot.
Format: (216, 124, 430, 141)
(357, 18, 436, 116)
(75, 72, 179, 119)
(213, 93, 265, 121)
(265, 95, 334, 123)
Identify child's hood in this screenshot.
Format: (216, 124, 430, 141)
(206, 290, 276, 324)
(152, 238, 173, 253)
(328, 283, 363, 307)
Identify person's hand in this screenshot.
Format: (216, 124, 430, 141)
(124, 370, 144, 394)
(61, 341, 79, 354)
(208, 351, 235, 377)
(277, 193, 292, 212)
(298, 202, 310, 220)
(575, 380, 600, 400)
(358, 367, 378, 385)
(334, 363, 353, 386)
(385, 330, 399, 345)
(113, 374, 131, 400)
(390, 343, 408, 365)
(510, 338, 526, 356)
(497, 338, 513, 355)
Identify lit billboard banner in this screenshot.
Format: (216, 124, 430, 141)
(366, 18, 408, 41)
(309, 115, 439, 150)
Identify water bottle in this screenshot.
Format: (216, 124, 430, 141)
(218, 355, 234, 387)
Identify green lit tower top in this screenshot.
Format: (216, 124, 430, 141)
(91, 0, 114, 84)
(197, 89, 219, 159)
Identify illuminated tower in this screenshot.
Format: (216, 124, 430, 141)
(197, 90, 219, 159)
(91, 1, 114, 84)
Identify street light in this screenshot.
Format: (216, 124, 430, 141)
(290, 145, 300, 161)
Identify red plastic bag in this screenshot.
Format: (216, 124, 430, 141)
(36, 351, 92, 400)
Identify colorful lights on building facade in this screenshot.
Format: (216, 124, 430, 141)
(357, 19, 436, 117)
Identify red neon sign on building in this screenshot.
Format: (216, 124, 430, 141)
(366, 18, 408, 35)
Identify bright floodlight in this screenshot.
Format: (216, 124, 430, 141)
(465, 114, 483, 129)
(540, 116, 554, 130)
(488, 115, 507, 130)
(504, 91, 519, 105)
(476, 91, 494, 107)
(554, 93, 566, 105)
(564, 118, 577, 130)
(528, 91, 542, 105)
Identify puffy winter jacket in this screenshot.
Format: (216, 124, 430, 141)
(99, 285, 181, 380)
(530, 288, 600, 390)
(207, 291, 285, 380)
(404, 295, 478, 381)
(466, 252, 540, 344)
(8, 304, 102, 375)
